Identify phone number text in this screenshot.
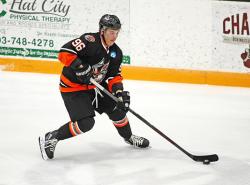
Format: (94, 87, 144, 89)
(0, 36, 54, 48)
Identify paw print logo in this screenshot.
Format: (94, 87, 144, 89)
(0, 0, 7, 17)
(241, 46, 250, 68)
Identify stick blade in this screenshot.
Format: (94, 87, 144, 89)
(192, 154, 219, 162)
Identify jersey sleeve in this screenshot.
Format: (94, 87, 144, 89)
(58, 34, 89, 67)
(107, 48, 124, 93)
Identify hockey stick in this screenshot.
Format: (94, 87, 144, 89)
(90, 78, 219, 163)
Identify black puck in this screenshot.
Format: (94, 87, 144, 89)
(203, 159, 210, 165)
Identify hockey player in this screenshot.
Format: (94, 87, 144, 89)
(38, 14, 150, 160)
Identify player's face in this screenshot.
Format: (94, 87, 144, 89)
(103, 29, 120, 47)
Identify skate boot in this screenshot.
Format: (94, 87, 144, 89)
(125, 134, 150, 148)
(39, 130, 59, 160)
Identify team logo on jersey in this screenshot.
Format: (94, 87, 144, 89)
(92, 58, 110, 82)
(84, 35, 95, 42)
(110, 51, 116, 58)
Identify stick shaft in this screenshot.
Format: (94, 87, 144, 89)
(90, 78, 192, 157)
(90, 78, 218, 162)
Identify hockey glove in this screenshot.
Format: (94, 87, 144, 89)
(115, 91, 130, 112)
(71, 58, 92, 84)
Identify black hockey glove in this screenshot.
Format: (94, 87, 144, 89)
(71, 58, 92, 84)
(115, 91, 130, 112)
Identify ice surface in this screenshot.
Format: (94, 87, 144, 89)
(0, 71, 250, 185)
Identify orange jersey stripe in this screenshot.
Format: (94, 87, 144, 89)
(60, 74, 83, 87)
(58, 52, 77, 67)
(108, 76, 123, 92)
(60, 86, 89, 92)
(60, 74, 96, 92)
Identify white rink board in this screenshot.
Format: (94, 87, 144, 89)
(130, 0, 213, 69)
(0, 0, 130, 59)
(1, 0, 250, 74)
(212, 1, 250, 73)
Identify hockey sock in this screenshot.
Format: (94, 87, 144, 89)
(108, 108, 132, 139)
(113, 116, 132, 139)
(57, 117, 95, 140)
(57, 122, 72, 140)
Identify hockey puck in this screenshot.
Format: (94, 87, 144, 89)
(203, 159, 210, 165)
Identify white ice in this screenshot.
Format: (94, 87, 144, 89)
(0, 71, 250, 185)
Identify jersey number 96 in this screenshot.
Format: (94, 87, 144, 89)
(72, 39, 85, 51)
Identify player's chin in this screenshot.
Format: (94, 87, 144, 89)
(108, 41, 115, 46)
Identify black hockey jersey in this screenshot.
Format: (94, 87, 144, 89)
(58, 32, 123, 93)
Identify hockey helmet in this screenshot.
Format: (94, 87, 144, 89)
(99, 14, 121, 30)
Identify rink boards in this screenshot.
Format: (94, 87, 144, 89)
(1, 57, 250, 88)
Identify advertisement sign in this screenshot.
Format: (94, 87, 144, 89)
(212, 1, 250, 72)
(0, 0, 130, 63)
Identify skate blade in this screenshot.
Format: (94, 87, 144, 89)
(38, 136, 48, 160)
(125, 140, 152, 149)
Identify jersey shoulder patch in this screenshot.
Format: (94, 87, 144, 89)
(84, 34, 96, 42)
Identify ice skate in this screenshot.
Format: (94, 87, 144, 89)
(125, 134, 150, 148)
(38, 130, 59, 160)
